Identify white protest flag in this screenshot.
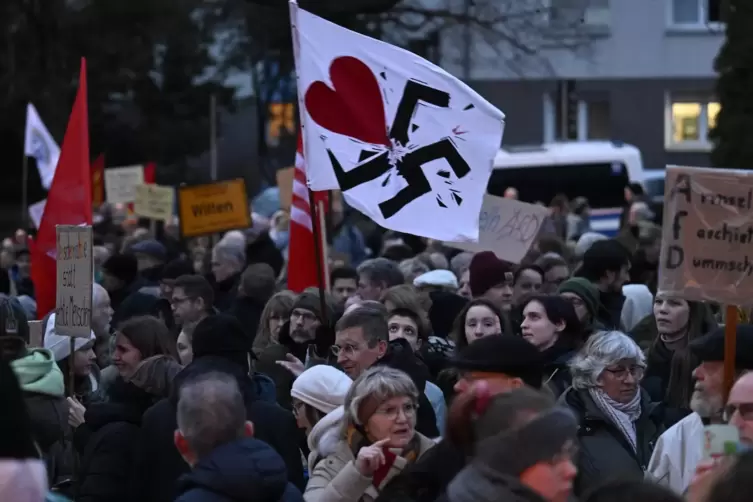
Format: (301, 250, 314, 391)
(24, 103, 61, 190)
(290, 2, 505, 242)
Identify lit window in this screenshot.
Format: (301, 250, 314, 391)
(665, 95, 720, 150)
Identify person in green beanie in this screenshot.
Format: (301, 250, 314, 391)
(557, 277, 608, 336)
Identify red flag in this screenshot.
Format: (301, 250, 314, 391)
(144, 161, 156, 184)
(91, 154, 105, 207)
(288, 133, 328, 293)
(31, 58, 92, 319)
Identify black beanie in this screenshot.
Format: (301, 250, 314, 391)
(191, 314, 251, 369)
(102, 254, 138, 284)
(292, 291, 333, 324)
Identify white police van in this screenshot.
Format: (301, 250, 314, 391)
(487, 141, 645, 237)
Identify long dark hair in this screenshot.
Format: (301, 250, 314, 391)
(450, 298, 505, 350)
(0, 359, 39, 458)
(650, 300, 717, 408)
(520, 295, 584, 350)
(118, 316, 178, 361)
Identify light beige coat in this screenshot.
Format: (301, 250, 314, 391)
(304, 433, 435, 502)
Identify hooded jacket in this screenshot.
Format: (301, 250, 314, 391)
(11, 349, 69, 458)
(174, 438, 304, 502)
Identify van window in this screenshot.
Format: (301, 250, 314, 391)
(487, 162, 629, 209)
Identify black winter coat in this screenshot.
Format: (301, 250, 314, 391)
(559, 387, 665, 496)
(133, 357, 305, 502)
(73, 379, 156, 502)
(174, 438, 303, 502)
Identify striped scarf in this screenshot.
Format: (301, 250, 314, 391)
(588, 388, 642, 453)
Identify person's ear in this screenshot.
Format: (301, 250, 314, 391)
(509, 377, 524, 389)
(174, 430, 196, 467)
(243, 421, 254, 438)
(554, 319, 566, 334)
(377, 340, 388, 358)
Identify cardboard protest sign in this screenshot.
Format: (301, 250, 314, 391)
(134, 184, 175, 222)
(276, 167, 295, 210)
(55, 225, 93, 338)
(659, 165, 753, 305)
(445, 194, 549, 264)
(28, 320, 44, 348)
(178, 179, 252, 237)
(105, 165, 145, 204)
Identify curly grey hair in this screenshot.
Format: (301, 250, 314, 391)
(569, 330, 646, 390)
(342, 366, 418, 436)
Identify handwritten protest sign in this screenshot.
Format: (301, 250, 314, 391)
(445, 194, 549, 264)
(659, 165, 753, 305)
(134, 184, 175, 222)
(178, 179, 251, 237)
(105, 165, 145, 204)
(55, 225, 93, 338)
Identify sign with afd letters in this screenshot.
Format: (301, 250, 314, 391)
(55, 225, 93, 338)
(134, 184, 175, 222)
(178, 179, 251, 237)
(659, 165, 753, 306)
(445, 194, 549, 264)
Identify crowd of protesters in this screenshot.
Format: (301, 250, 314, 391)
(1, 186, 752, 502)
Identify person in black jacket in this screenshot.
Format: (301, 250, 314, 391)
(226, 263, 276, 345)
(172, 371, 303, 502)
(133, 315, 304, 502)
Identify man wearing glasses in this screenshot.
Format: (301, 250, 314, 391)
(648, 325, 753, 493)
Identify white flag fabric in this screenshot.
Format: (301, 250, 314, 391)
(28, 199, 47, 229)
(24, 103, 61, 190)
(290, 2, 505, 242)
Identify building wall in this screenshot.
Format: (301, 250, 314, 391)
(470, 77, 716, 169)
(440, 0, 724, 80)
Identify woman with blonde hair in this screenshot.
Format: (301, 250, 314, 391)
(252, 291, 296, 355)
(305, 366, 435, 502)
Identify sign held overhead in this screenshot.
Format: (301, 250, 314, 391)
(445, 194, 549, 264)
(55, 225, 93, 338)
(178, 179, 252, 237)
(659, 165, 753, 306)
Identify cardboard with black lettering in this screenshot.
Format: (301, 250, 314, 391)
(55, 225, 93, 338)
(659, 165, 753, 305)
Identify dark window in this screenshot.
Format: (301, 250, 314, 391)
(487, 162, 629, 209)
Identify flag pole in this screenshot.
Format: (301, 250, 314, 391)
(317, 199, 330, 291)
(21, 154, 28, 224)
(308, 190, 329, 326)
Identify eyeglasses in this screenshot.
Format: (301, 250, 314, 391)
(292, 401, 306, 417)
(723, 403, 753, 422)
(604, 365, 645, 381)
(330, 343, 364, 357)
(291, 310, 318, 324)
(374, 402, 418, 421)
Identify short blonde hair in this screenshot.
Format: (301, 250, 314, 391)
(342, 366, 418, 435)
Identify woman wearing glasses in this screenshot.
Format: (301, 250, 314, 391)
(560, 330, 666, 495)
(304, 366, 435, 502)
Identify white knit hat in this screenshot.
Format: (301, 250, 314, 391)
(413, 269, 458, 289)
(43, 313, 96, 362)
(291, 365, 352, 414)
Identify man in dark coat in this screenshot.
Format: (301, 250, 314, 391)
(226, 263, 276, 345)
(173, 372, 303, 502)
(133, 315, 304, 502)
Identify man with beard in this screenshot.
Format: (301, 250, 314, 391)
(256, 290, 334, 410)
(647, 325, 753, 494)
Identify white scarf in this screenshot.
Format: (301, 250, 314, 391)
(588, 387, 642, 453)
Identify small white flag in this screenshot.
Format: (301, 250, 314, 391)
(24, 103, 61, 190)
(290, 2, 505, 242)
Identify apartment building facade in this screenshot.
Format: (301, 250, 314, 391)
(434, 0, 725, 169)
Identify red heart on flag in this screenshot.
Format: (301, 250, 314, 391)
(304, 56, 390, 147)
